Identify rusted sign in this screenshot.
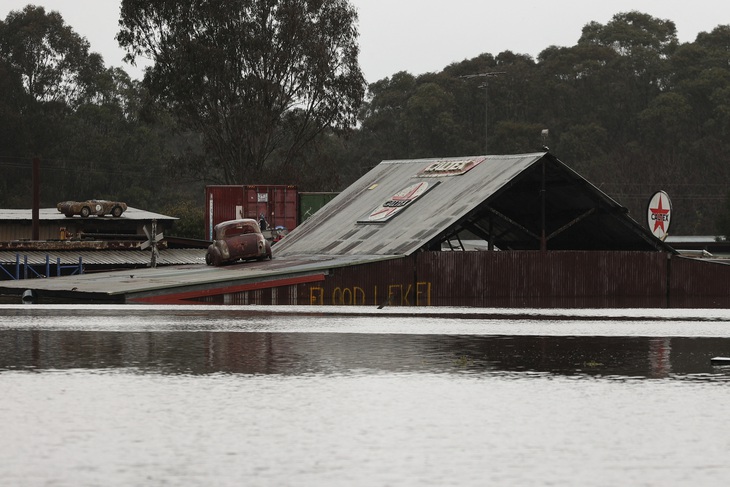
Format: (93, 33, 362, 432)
(417, 156, 486, 177)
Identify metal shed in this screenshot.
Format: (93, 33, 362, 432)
(11, 152, 730, 307)
(274, 152, 672, 258)
(0, 207, 177, 242)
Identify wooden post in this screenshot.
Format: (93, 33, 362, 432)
(32, 158, 40, 240)
(540, 158, 547, 251)
(151, 219, 158, 268)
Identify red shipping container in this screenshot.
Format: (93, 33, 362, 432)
(205, 185, 298, 240)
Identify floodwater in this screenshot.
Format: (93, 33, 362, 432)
(2, 305, 730, 486)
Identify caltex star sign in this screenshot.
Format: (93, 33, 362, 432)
(647, 191, 672, 240)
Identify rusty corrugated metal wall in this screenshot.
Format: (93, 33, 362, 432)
(0, 222, 60, 241)
(285, 251, 674, 307)
(292, 251, 673, 308)
(300, 258, 418, 306)
(292, 251, 667, 307)
(181, 252, 730, 308)
(196, 285, 300, 305)
(415, 251, 670, 308)
(668, 256, 730, 307)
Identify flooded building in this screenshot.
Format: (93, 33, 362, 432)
(0, 206, 204, 279)
(2, 152, 730, 307)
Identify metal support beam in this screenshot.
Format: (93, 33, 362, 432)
(486, 206, 541, 242)
(546, 208, 595, 241)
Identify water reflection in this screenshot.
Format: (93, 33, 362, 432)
(2, 329, 730, 380)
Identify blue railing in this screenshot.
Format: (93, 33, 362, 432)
(0, 254, 83, 280)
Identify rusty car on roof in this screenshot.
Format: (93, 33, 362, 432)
(57, 200, 128, 218)
(206, 218, 272, 266)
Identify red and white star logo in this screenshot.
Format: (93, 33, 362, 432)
(647, 191, 671, 239)
(367, 182, 431, 222)
(650, 195, 669, 232)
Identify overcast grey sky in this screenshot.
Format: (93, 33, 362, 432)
(2, 0, 730, 83)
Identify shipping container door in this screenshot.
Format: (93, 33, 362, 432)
(243, 185, 298, 231)
(205, 185, 245, 240)
(271, 186, 298, 231)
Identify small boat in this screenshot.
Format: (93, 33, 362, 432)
(710, 357, 730, 365)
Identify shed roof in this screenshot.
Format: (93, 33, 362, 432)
(274, 152, 673, 257)
(0, 207, 177, 222)
(0, 249, 204, 267)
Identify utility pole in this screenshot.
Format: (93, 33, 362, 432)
(460, 72, 505, 154)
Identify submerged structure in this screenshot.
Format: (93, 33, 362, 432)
(274, 152, 669, 255)
(2, 152, 729, 307)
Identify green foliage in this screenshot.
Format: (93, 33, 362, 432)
(160, 200, 205, 239)
(0, 5, 97, 107)
(578, 11, 678, 57)
(637, 92, 692, 149)
(558, 123, 609, 168)
(116, 0, 365, 184)
(0, 5, 104, 159)
(491, 121, 546, 154)
(404, 82, 458, 157)
(0, 5, 189, 213)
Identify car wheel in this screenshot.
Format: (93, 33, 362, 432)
(80, 206, 91, 218)
(206, 251, 222, 266)
(111, 206, 123, 217)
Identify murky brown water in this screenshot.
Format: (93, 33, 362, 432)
(2, 305, 730, 486)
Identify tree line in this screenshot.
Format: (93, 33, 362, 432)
(1, 4, 730, 237)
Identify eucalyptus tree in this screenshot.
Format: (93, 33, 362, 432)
(0, 5, 182, 209)
(0, 5, 109, 205)
(670, 25, 730, 230)
(576, 11, 678, 141)
(117, 0, 366, 184)
(0, 5, 100, 160)
(358, 72, 417, 159)
(0, 5, 100, 108)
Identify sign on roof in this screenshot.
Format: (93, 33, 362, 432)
(418, 156, 486, 177)
(647, 190, 672, 241)
(362, 181, 434, 223)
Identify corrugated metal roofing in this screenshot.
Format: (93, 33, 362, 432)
(0, 254, 400, 299)
(0, 249, 204, 266)
(666, 236, 721, 244)
(0, 207, 177, 221)
(275, 152, 672, 257)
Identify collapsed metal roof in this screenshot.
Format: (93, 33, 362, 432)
(274, 152, 673, 257)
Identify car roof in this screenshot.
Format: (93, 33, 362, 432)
(214, 218, 258, 230)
